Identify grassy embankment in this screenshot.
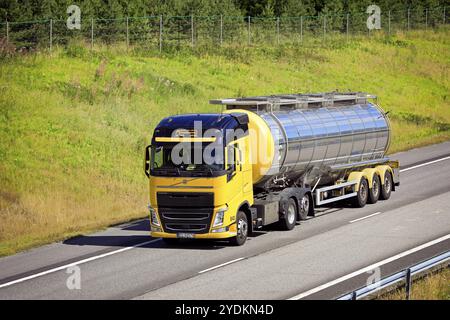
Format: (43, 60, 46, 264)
(376, 268, 450, 300)
(0, 29, 449, 256)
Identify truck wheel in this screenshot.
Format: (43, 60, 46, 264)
(162, 238, 179, 245)
(353, 177, 369, 208)
(280, 198, 297, 230)
(380, 171, 393, 200)
(229, 211, 248, 246)
(298, 194, 310, 220)
(368, 174, 381, 204)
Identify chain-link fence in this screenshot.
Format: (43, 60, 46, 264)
(0, 7, 448, 52)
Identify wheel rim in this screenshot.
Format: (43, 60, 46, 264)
(373, 177, 379, 197)
(385, 175, 391, 193)
(301, 195, 309, 215)
(237, 218, 248, 240)
(287, 203, 296, 224)
(360, 180, 367, 200)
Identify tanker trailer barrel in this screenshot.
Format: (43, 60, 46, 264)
(214, 93, 391, 189)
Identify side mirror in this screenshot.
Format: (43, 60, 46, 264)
(144, 145, 151, 178)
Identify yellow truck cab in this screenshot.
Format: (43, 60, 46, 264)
(145, 112, 255, 245)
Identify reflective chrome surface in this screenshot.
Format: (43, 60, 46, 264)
(257, 103, 390, 183)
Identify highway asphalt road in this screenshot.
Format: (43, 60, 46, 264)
(0, 141, 449, 300)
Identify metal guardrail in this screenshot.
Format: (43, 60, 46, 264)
(337, 250, 450, 300)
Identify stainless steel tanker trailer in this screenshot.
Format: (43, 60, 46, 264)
(145, 92, 400, 245)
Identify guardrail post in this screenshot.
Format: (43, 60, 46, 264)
(49, 19, 53, 51)
(405, 268, 412, 300)
(191, 15, 194, 47)
(159, 15, 162, 53)
(351, 291, 357, 300)
(91, 18, 94, 51)
(220, 15, 223, 45)
(247, 16, 251, 45)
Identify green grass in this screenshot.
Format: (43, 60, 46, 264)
(376, 268, 450, 300)
(0, 29, 449, 256)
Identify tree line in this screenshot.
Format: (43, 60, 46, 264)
(0, 0, 447, 23)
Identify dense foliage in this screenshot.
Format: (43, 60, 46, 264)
(0, 0, 447, 22)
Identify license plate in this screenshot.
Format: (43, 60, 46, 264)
(177, 232, 195, 239)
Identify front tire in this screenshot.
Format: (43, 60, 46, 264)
(380, 171, 393, 200)
(353, 177, 369, 208)
(229, 211, 248, 246)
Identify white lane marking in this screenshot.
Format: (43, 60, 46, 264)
(198, 257, 245, 274)
(288, 233, 450, 300)
(349, 212, 382, 223)
(0, 238, 161, 289)
(400, 156, 450, 173)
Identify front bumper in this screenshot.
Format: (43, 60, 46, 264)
(151, 231, 237, 239)
(151, 223, 237, 239)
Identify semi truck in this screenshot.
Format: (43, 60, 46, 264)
(144, 92, 400, 245)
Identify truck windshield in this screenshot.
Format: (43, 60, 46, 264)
(151, 142, 225, 177)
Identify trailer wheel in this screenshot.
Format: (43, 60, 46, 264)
(280, 198, 297, 230)
(368, 174, 381, 204)
(353, 177, 369, 208)
(380, 171, 393, 200)
(229, 211, 248, 246)
(298, 194, 310, 220)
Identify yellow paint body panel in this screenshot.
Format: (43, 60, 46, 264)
(223, 109, 275, 185)
(374, 165, 394, 185)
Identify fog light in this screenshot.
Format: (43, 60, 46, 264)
(148, 205, 160, 226)
(212, 227, 227, 233)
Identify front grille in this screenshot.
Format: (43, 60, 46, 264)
(157, 192, 214, 234)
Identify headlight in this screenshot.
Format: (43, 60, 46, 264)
(148, 205, 160, 226)
(213, 205, 228, 227)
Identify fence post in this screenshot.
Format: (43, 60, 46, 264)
(388, 10, 391, 35)
(126, 16, 129, 50)
(220, 15, 223, 45)
(300, 16, 303, 43)
(159, 15, 162, 53)
(49, 19, 53, 51)
(323, 15, 326, 40)
(91, 18, 94, 50)
(405, 269, 412, 300)
(444, 7, 446, 25)
(191, 15, 194, 47)
(425, 9, 428, 29)
(6, 21, 9, 45)
(346, 13, 349, 41)
(276, 17, 280, 45)
(247, 16, 251, 45)
(407, 8, 410, 31)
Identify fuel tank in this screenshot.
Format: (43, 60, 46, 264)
(220, 96, 391, 188)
